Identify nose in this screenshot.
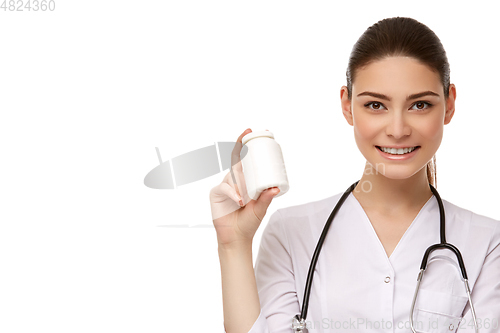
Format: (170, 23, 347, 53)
(385, 110, 411, 139)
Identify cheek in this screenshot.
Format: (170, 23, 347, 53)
(353, 111, 379, 141)
(420, 115, 444, 145)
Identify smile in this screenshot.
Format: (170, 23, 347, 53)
(376, 146, 420, 155)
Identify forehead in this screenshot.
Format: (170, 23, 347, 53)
(353, 56, 443, 96)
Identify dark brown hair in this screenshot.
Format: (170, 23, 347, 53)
(346, 17, 450, 188)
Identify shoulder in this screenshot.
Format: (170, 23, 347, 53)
(263, 191, 347, 243)
(443, 199, 499, 227)
(274, 191, 345, 220)
(258, 191, 347, 262)
(442, 198, 499, 232)
(442, 198, 500, 254)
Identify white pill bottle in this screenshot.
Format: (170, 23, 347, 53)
(240, 130, 289, 200)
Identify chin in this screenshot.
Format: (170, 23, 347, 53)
(365, 158, 422, 178)
(382, 165, 427, 180)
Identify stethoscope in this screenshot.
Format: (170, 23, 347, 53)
(291, 180, 479, 333)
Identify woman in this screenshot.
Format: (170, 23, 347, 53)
(209, 17, 500, 333)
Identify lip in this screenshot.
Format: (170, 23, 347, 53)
(376, 145, 420, 160)
(377, 145, 419, 149)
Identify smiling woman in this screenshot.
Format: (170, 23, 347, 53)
(342, 15, 455, 191)
(209, 16, 500, 333)
(341, 55, 453, 194)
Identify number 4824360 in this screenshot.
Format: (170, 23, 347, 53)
(1, 0, 56, 11)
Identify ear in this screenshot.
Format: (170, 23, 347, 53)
(444, 84, 456, 125)
(341, 86, 353, 126)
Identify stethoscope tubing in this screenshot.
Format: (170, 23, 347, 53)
(300, 180, 359, 321)
(293, 180, 478, 333)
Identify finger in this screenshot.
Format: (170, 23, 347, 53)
(209, 183, 244, 220)
(231, 128, 252, 175)
(237, 128, 253, 142)
(214, 182, 242, 203)
(219, 171, 246, 207)
(220, 171, 245, 206)
(252, 187, 280, 222)
(231, 128, 252, 201)
(231, 158, 249, 205)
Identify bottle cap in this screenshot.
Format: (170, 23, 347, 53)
(242, 130, 274, 145)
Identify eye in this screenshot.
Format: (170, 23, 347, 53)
(411, 101, 433, 110)
(364, 101, 386, 111)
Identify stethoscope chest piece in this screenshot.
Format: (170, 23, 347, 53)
(292, 314, 308, 332)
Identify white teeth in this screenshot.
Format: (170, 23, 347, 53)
(379, 146, 418, 155)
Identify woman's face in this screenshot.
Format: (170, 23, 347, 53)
(341, 56, 456, 180)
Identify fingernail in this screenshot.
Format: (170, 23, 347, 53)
(268, 188, 279, 196)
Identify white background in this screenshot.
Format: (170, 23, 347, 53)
(1, 1, 499, 332)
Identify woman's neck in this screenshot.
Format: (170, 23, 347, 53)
(352, 161, 434, 216)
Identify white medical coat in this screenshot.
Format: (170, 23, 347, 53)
(226, 190, 500, 333)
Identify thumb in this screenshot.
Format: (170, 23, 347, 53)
(253, 187, 280, 221)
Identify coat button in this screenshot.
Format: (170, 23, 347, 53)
(384, 276, 391, 283)
(449, 324, 454, 330)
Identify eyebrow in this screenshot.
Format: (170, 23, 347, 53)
(356, 90, 440, 101)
